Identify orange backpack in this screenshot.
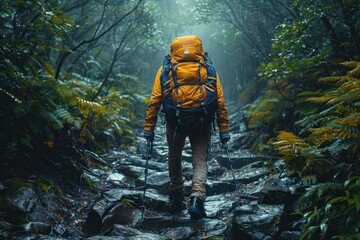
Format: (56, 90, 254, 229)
(161, 35, 218, 131)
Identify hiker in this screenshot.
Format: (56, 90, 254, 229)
(143, 35, 230, 220)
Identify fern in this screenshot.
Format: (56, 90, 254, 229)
(303, 182, 343, 199)
(0, 88, 22, 104)
(327, 139, 359, 155)
(54, 108, 82, 129)
(273, 61, 360, 180)
(39, 107, 63, 130)
(76, 97, 106, 115)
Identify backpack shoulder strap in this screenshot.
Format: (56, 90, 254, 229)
(204, 52, 217, 85)
(160, 55, 172, 91)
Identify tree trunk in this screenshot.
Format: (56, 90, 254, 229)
(339, 0, 360, 54)
(320, 16, 347, 58)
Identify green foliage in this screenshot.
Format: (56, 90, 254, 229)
(271, 50, 360, 240)
(243, 0, 360, 238)
(273, 62, 360, 178)
(0, 0, 155, 179)
(295, 175, 360, 239)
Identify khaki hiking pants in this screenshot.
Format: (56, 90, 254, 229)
(166, 123, 211, 201)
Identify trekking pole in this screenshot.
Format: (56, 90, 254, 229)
(221, 142, 258, 200)
(221, 142, 240, 192)
(141, 140, 153, 219)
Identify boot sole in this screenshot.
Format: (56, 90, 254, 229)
(188, 206, 206, 220)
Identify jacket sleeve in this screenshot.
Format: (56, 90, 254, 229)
(144, 67, 163, 132)
(216, 73, 230, 133)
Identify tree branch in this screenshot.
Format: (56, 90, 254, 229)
(339, 0, 360, 54)
(55, 0, 143, 79)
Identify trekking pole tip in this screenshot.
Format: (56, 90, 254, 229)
(221, 141, 228, 150)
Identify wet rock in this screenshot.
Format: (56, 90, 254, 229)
(135, 171, 170, 194)
(156, 219, 228, 239)
(82, 198, 107, 236)
(208, 160, 226, 178)
(6, 186, 38, 213)
(101, 202, 141, 234)
(258, 175, 304, 207)
(102, 189, 142, 203)
(278, 230, 301, 239)
(204, 195, 233, 218)
(101, 188, 169, 211)
(88, 236, 127, 240)
(0, 220, 16, 231)
(233, 203, 285, 240)
(217, 150, 268, 169)
(23, 222, 52, 234)
(206, 180, 237, 195)
(162, 226, 194, 239)
(83, 196, 141, 236)
(141, 216, 228, 239)
(108, 224, 143, 237)
(117, 165, 157, 179)
(220, 161, 268, 185)
(53, 224, 70, 237)
(30, 204, 59, 223)
(201, 219, 229, 237)
(259, 177, 291, 205)
(181, 161, 193, 180)
(82, 208, 102, 236)
(142, 189, 169, 210)
(114, 155, 167, 172)
(106, 172, 135, 188)
(181, 149, 193, 162)
(126, 233, 167, 240)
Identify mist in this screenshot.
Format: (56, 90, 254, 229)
(141, 0, 286, 102)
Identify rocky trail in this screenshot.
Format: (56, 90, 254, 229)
(0, 104, 303, 239)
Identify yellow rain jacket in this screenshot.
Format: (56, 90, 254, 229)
(144, 67, 229, 134)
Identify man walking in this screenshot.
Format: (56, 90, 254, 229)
(143, 35, 230, 220)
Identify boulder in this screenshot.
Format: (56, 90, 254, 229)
(135, 172, 170, 194)
(106, 173, 135, 188)
(233, 203, 285, 240)
(101, 202, 141, 234)
(6, 186, 38, 214)
(23, 222, 52, 234)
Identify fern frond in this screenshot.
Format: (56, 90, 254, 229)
(335, 124, 360, 139)
(76, 97, 106, 115)
(339, 81, 360, 99)
(54, 108, 82, 129)
(273, 131, 309, 159)
(303, 157, 334, 177)
(342, 61, 359, 70)
(296, 104, 340, 132)
(308, 127, 336, 144)
(327, 139, 358, 154)
(307, 95, 346, 105)
(339, 113, 360, 126)
(320, 76, 345, 83)
(304, 182, 343, 199)
(39, 107, 63, 130)
(342, 61, 360, 77)
(0, 88, 22, 103)
(348, 68, 360, 77)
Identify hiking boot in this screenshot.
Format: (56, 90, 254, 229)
(188, 196, 207, 220)
(169, 191, 186, 212)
